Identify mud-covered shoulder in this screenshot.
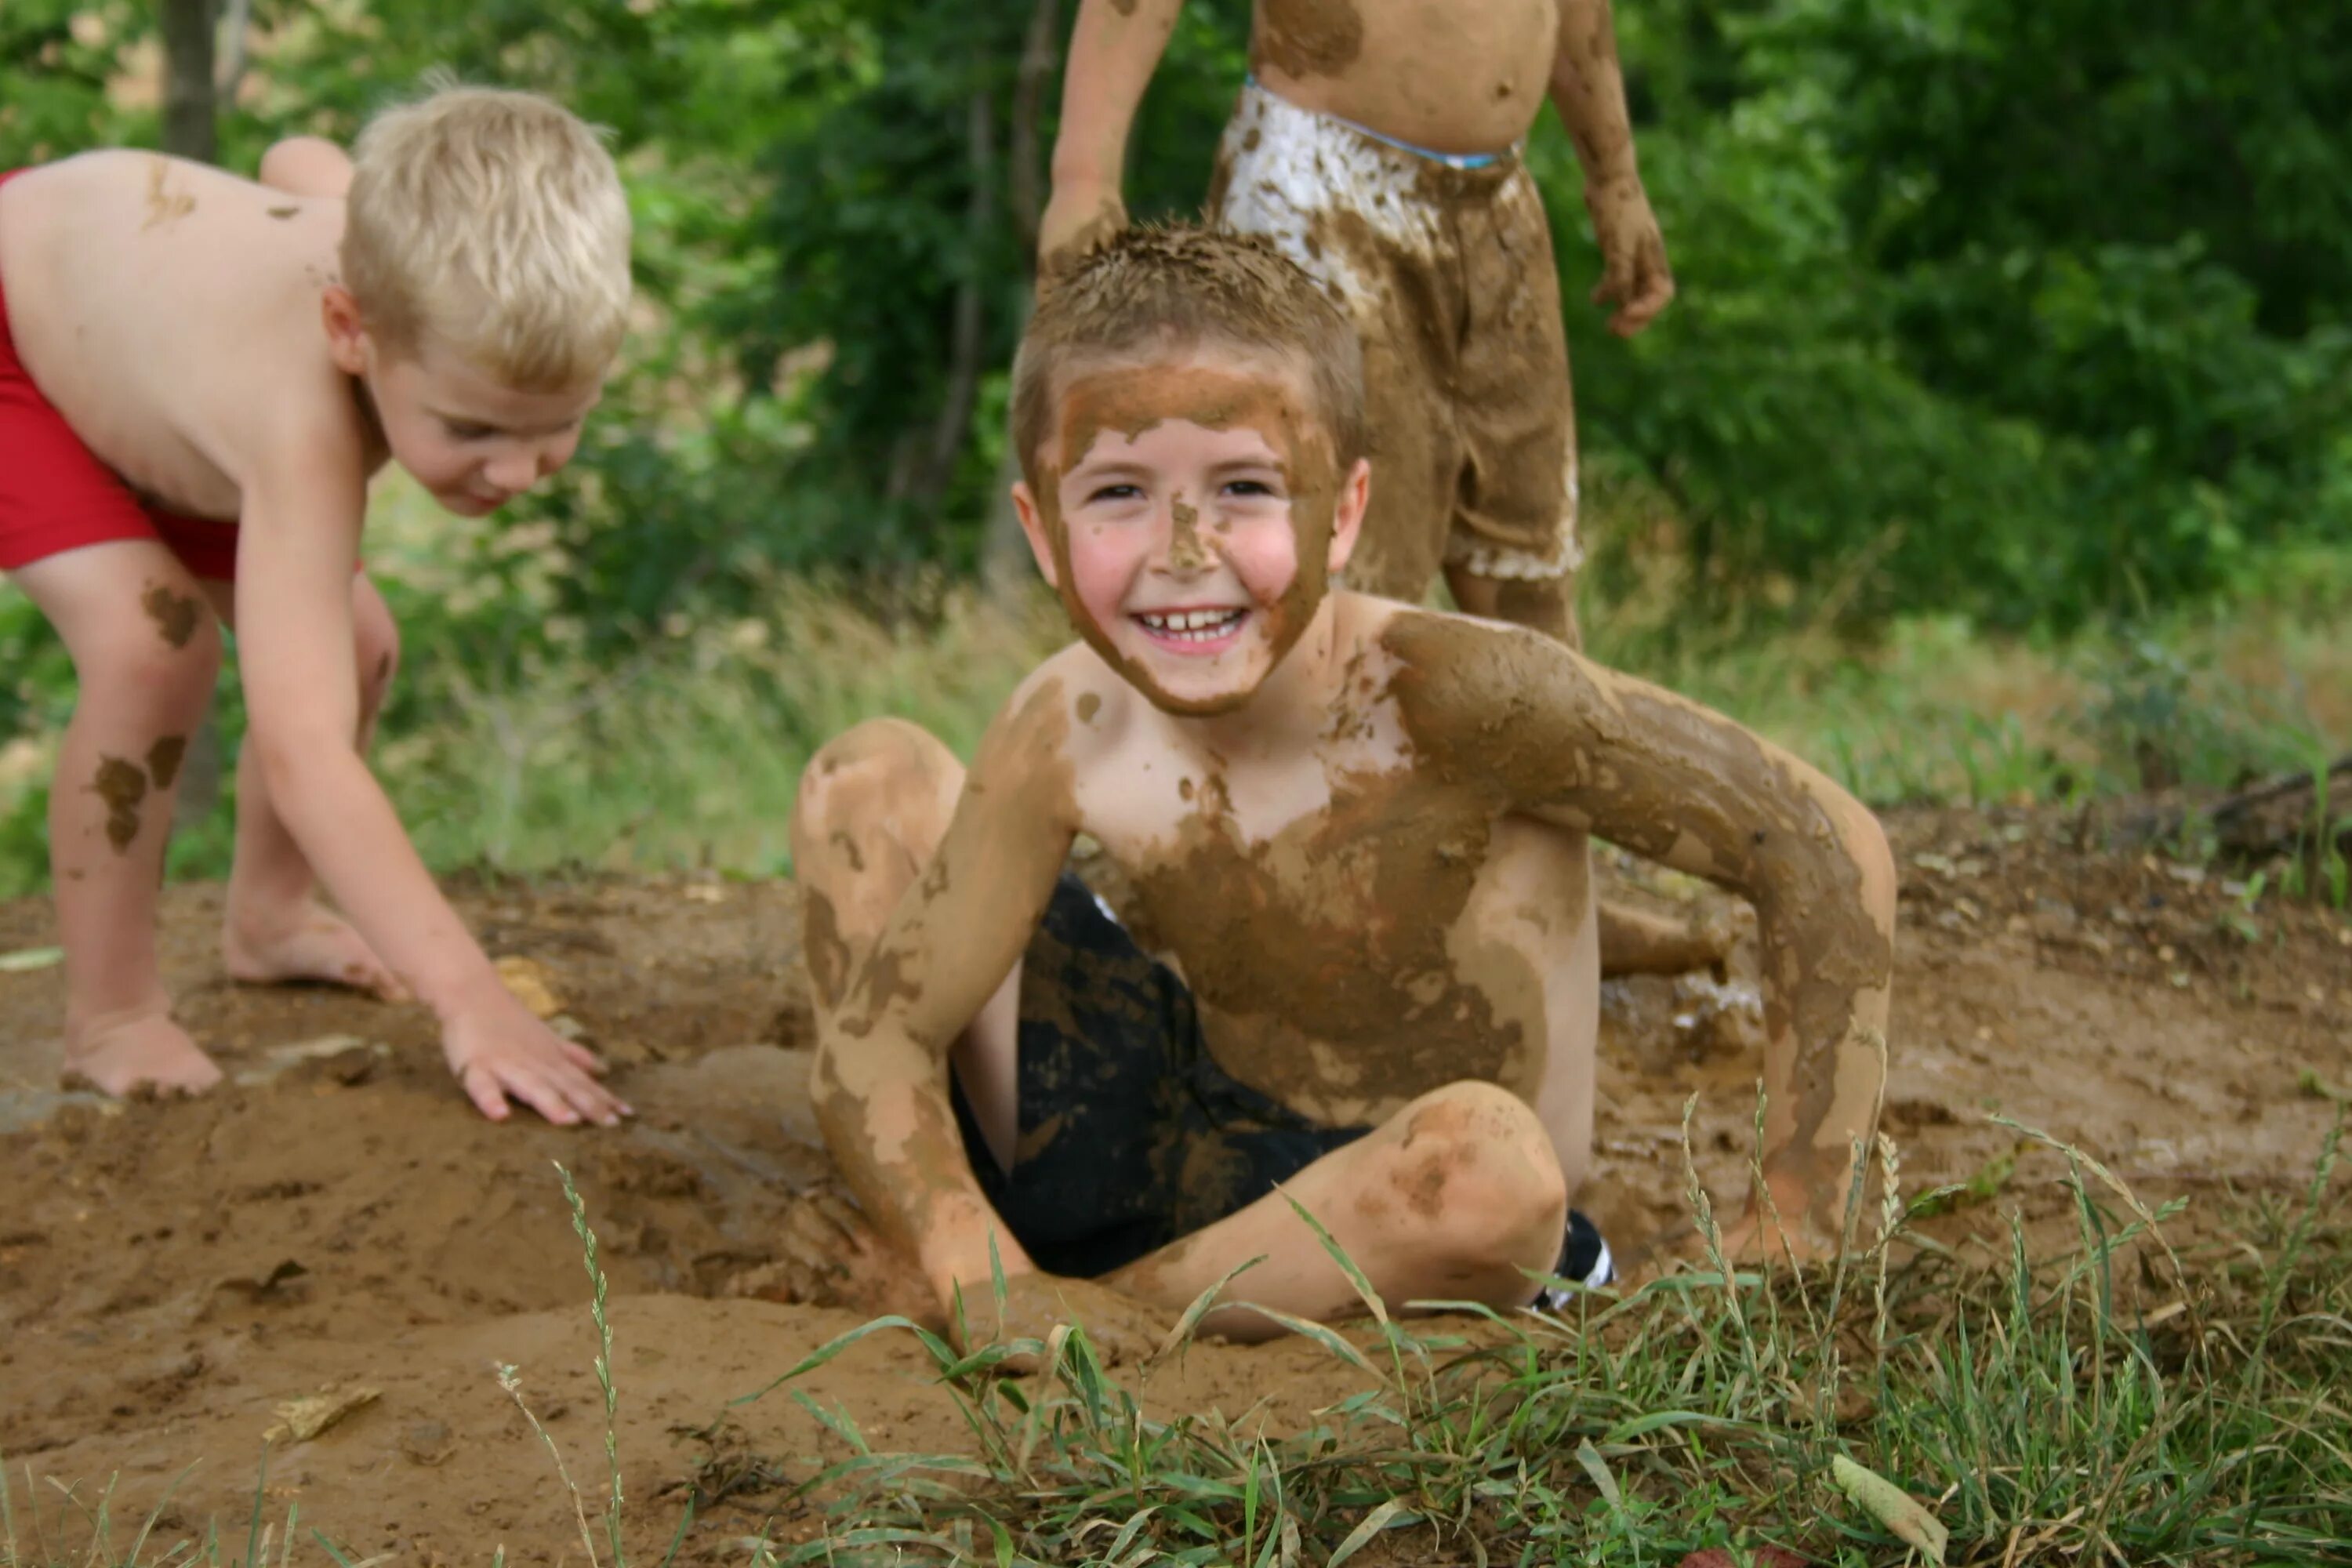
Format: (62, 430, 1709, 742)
(996, 641, 1138, 775)
(1377, 605, 1614, 802)
(965, 647, 1105, 833)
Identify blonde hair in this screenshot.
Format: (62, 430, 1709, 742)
(343, 83, 632, 390)
(1012, 224, 1366, 486)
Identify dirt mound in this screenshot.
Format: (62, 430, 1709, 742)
(1, 813, 2345, 1560)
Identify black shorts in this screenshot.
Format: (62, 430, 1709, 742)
(951, 876, 1614, 1296)
(950, 875, 1362, 1278)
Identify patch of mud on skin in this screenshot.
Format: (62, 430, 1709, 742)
(145, 735, 188, 792)
(141, 158, 195, 230)
(92, 757, 148, 850)
(1256, 0, 1365, 80)
(140, 583, 201, 649)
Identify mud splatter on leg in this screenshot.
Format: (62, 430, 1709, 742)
(92, 757, 149, 852)
(140, 583, 201, 649)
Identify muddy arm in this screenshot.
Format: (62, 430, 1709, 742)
(1541, 664, 1890, 1246)
(811, 684, 1081, 1306)
(1392, 619, 1893, 1249)
(1038, 0, 1184, 269)
(1548, 0, 1672, 336)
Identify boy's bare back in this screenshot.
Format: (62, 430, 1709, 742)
(0, 152, 366, 521)
(1250, 0, 1561, 154)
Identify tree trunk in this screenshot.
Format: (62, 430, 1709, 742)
(983, 0, 1064, 590)
(910, 86, 996, 514)
(159, 0, 218, 164)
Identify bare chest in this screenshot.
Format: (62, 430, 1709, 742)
(1087, 757, 1563, 1123)
(1251, 0, 1559, 153)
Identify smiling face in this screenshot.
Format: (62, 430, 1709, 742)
(1014, 350, 1369, 716)
(324, 287, 603, 516)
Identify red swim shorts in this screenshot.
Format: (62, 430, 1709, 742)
(0, 166, 242, 582)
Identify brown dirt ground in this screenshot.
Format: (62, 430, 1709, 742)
(1, 808, 2347, 1563)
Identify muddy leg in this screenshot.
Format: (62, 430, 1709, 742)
(789, 717, 1025, 1173)
(12, 543, 226, 1094)
(202, 572, 406, 998)
(1105, 1079, 1570, 1339)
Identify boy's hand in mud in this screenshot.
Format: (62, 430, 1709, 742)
(441, 991, 630, 1127)
(1584, 172, 1674, 337)
(952, 1273, 1167, 1371)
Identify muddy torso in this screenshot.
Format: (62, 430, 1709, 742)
(0, 151, 362, 521)
(1250, 0, 1559, 154)
(1055, 601, 1595, 1134)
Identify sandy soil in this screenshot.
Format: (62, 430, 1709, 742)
(1, 808, 2346, 1563)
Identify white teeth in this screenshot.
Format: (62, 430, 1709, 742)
(1139, 608, 1245, 641)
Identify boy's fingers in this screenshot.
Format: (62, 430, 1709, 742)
(459, 1063, 514, 1122)
(560, 1038, 610, 1076)
(510, 1068, 584, 1127)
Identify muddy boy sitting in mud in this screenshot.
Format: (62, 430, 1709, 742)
(798, 228, 1892, 1349)
(0, 86, 629, 1124)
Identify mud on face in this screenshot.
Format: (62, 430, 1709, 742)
(1034, 357, 1348, 716)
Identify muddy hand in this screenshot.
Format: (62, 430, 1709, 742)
(1586, 173, 1674, 337)
(1036, 186, 1127, 285)
(442, 990, 630, 1127)
(953, 1272, 1167, 1371)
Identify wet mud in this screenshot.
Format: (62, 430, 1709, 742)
(2, 817, 2347, 1561)
(147, 735, 189, 792)
(91, 756, 149, 851)
(1254, 0, 1365, 82)
(141, 158, 196, 230)
(141, 582, 202, 650)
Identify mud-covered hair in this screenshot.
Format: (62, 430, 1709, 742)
(1011, 223, 1367, 486)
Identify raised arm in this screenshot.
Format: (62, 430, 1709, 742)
(1549, 0, 1673, 336)
(1391, 619, 1894, 1253)
(232, 416, 622, 1125)
(811, 681, 1082, 1315)
(1037, 0, 1185, 270)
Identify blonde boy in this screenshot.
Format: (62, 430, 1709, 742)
(799, 228, 1891, 1352)
(0, 86, 630, 1123)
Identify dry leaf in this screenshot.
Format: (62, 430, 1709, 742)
(0, 946, 64, 974)
(494, 956, 564, 1018)
(264, 1383, 380, 1443)
(1831, 1454, 1947, 1564)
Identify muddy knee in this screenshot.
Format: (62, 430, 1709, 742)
(1373, 1081, 1569, 1280)
(792, 719, 960, 868)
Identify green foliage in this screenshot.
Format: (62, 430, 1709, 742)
(0, 2, 152, 162)
(1567, 0, 2352, 630)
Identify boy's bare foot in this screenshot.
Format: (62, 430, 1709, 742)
(223, 904, 408, 1000)
(61, 1008, 225, 1096)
